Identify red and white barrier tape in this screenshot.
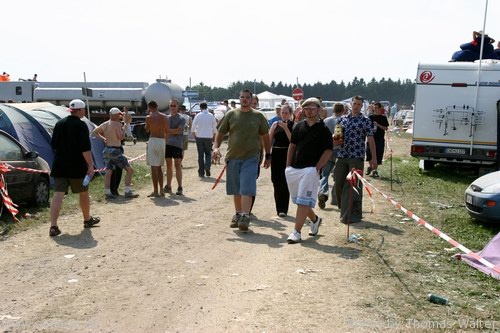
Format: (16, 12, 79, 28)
(353, 170, 500, 275)
(4, 164, 49, 174)
(0, 153, 146, 219)
(0, 164, 19, 221)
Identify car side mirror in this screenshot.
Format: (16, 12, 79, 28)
(25, 151, 39, 159)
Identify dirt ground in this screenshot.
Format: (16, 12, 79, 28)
(0, 133, 480, 332)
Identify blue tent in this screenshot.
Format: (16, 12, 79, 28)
(1, 103, 105, 171)
(15, 103, 105, 170)
(0, 104, 54, 167)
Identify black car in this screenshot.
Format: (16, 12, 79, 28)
(0, 130, 50, 210)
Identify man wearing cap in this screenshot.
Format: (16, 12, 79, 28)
(285, 97, 333, 244)
(92, 107, 139, 199)
(49, 99, 100, 236)
(333, 95, 377, 224)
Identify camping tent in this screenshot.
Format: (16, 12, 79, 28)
(10, 103, 105, 170)
(0, 104, 54, 167)
(257, 91, 284, 108)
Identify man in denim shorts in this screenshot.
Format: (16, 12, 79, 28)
(92, 107, 139, 199)
(212, 89, 271, 231)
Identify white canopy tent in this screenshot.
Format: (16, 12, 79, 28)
(256, 91, 296, 109)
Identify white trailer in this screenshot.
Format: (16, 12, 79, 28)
(411, 60, 500, 170)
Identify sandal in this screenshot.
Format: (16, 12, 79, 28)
(83, 216, 101, 228)
(49, 226, 61, 237)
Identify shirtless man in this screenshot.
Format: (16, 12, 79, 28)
(92, 108, 139, 199)
(145, 100, 169, 197)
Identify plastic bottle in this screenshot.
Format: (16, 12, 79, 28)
(82, 175, 92, 187)
(427, 294, 449, 305)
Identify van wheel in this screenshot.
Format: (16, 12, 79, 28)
(30, 177, 50, 207)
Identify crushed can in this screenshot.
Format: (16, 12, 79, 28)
(427, 293, 449, 305)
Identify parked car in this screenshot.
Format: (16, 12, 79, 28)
(0, 130, 51, 210)
(393, 109, 412, 127)
(402, 110, 414, 127)
(465, 170, 500, 222)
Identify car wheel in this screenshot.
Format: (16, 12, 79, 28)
(423, 160, 435, 170)
(30, 177, 50, 207)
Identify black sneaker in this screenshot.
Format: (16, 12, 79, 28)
(175, 187, 183, 195)
(318, 194, 327, 209)
(49, 226, 61, 237)
(205, 169, 211, 177)
(371, 170, 379, 178)
(366, 167, 372, 176)
(164, 185, 172, 193)
(83, 216, 100, 228)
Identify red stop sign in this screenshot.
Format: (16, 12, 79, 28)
(292, 87, 304, 101)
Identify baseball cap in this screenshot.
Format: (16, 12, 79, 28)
(69, 99, 85, 110)
(275, 104, 282, 109)
(301, 97, 322, 108)
(109, 107, 123, 115)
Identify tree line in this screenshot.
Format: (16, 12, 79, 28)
(188, 77, 416, 106)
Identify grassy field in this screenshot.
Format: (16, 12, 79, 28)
(358, 133, 500, 326)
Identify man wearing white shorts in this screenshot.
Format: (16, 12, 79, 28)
(145, 100, 169, 197)
(285, 97, 333, 244)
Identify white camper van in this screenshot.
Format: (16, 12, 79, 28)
(411, 61, 500, 170)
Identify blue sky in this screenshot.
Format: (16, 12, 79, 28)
(3, 0, 498, 88)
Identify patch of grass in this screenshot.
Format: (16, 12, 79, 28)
(370, 155, 500, 322)
(0, 161, 151, 238)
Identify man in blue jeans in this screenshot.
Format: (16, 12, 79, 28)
(191, 102, 218, 177)
(317, 103, 345, 209)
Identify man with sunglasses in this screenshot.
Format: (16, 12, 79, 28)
(213, 89, 271, 231)
(164, 99, 186, 195)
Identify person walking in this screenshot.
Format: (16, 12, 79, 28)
(333, 95, 377, 224)
(145, 100, 169, 197)
(179, 104, 192, 155)
(365, 102, 389, 178)
(268, 104, 294, 217)
(191, 102, 218, 177)
(285, 97, 333, 244)
(212, 89, 271, 231)
(91, 108, 139, 199)
(48, 99, 100, 236)
(164, 99, 186, 195)
(317, 102, 345, 208)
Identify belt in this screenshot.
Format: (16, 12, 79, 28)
(106, 146, 122, 149)
(273, 146, 289, 149)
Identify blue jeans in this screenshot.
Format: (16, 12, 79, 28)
(226, 157, 258, 196)
(195, 138, 213, 175)
(318, 159, 334, 197)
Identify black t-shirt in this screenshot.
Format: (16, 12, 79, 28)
(272, 120, 294, 148)
(290, 119, 333, 168)
(51, 115, 91, 178)
(369, 114, 389, 141)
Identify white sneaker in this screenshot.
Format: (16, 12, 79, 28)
(287, 229, 301, 244)
(309, 216, 322, 236)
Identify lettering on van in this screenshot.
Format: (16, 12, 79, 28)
(433, 105, 484, 136)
